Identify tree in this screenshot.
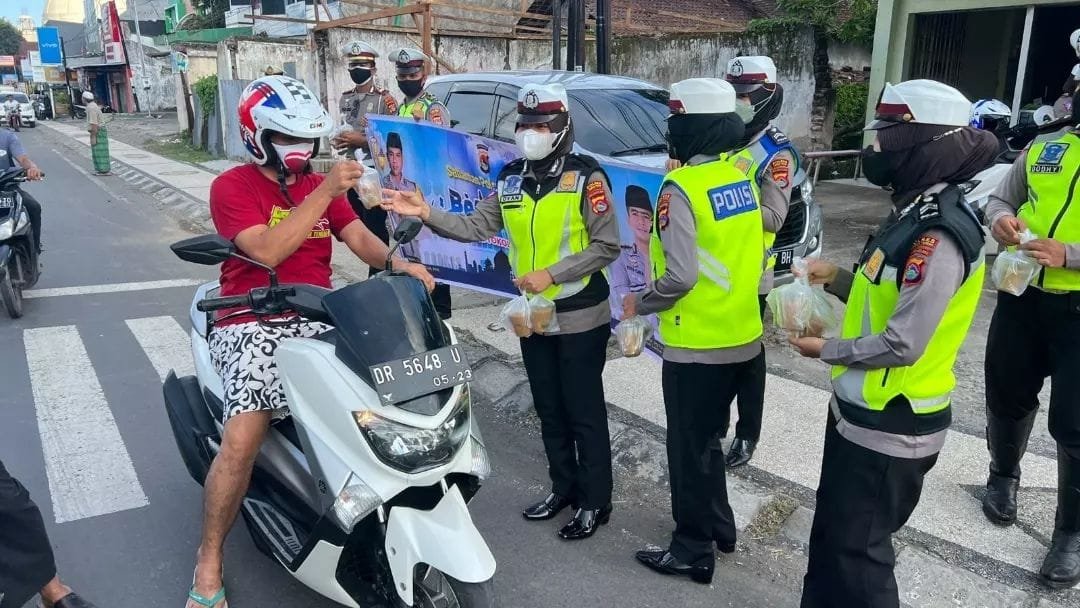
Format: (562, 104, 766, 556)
(0, 19, 26, 56)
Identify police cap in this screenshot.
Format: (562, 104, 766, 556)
(341, 40, 379, 67)
(625, 185, 652, 212)
(867, 79, 971, 130)
(668, 78, 736, 115)
(394, 48, 428, 75)
(386, 131, 403, 150)
(517, 83, 569, 125)
(725, 56, 777, 94)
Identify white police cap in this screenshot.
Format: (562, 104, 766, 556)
(725, 56, 777, 93)
(517, 83, 570, 124)
(341, 40, 378, 63)
(867, 79, 972, 130)
(668, 78, 736, 115)
(393, 48, 428, 74)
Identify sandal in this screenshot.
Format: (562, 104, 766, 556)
(187, 568, 227, 608)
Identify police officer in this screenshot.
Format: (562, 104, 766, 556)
(381, 83, 620, 541)
(722, 55, 799, 468)
(624, 78, 763, 584)
(982, 87, 1080, 589)
(790, 79, 998, 607)
(391, 47, 452, 318)
(334, 40, 399, 275)
(608, 185, 652, 317)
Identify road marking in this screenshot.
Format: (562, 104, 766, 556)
(23, 325, 149, 523)
(25, 279, 204, 299)
(126, 316, 195, 380)
(50, 147, 130, 204)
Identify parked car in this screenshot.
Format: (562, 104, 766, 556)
(425, 70, 823, 282)
(0, 90, 37, 128)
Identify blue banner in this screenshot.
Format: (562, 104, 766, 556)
(366, 116, 667, 353)
(37, 27, 62, 65)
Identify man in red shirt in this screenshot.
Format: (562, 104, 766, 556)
(186, 76, 433, 608)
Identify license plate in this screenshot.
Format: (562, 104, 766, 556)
(0, 192, 14, 209)
(774, 249, 795, 273)
(369, 345, 473, 405)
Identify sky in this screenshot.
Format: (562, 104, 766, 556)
(1, 0, 47, 28)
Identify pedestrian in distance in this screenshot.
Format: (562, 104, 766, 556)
(83, 92, 110, 176)
(790, 79, 998, 608)
(381, 82, 621, 541)
(625, 78, 764, 585)
(981, 85, 1080, 590)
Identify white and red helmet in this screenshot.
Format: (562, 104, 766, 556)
(237, 75, 332, 166)
(866, 79, 972, 130)
(1071, 29, 1080, 57)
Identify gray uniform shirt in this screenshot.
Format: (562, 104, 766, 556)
(424, 164, 620, 335)
(985, 147, 1080, 270)
(733, 130, 796, 295)
(634, 154, 763, 365)
(338, 85, 397, 159)
(819, 227, 967, 368)
(0, 130, 26, 171)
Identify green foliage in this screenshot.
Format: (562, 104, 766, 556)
(179, 0, 227, 30)
(193, 75, 218, 117)
(0, 19, 26, 56)
(750, 0, 877, 47)
(833, 82, 870, 150)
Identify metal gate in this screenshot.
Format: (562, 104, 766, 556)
(220, 79, 251, 161)
(908, 13, 967, 87)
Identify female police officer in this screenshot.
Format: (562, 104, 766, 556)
(789, 79, 997, 607)
(381, 83, 621, 541)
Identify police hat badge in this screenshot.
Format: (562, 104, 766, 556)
(398, 49, 411, 64)
(729, 60, 744, 78)
(523, 90, 540, 110)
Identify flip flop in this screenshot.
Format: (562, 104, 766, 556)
(187, 568, 227, 608)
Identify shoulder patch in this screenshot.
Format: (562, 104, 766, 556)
(767, 127, 790, 146)
(383, 91, 398, 114)
(657, 192, 671, 231)
(768, 157, 791, 189)
(428, 104, 445, 125)
(586, 180, 609, 215)
(557, 171, 581, 192)
(902, 235, 939, 286)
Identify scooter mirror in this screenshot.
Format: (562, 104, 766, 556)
(393, 217, 424, 245)
(170, 234, 236, 265)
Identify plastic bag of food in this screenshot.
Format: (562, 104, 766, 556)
(766, 257, 838, 338)
(528, 294, 560, 334)
(992, 230, 1041, 296)
(500, 293, 533, 337)
(615, 316, 652, 357)
(354, 166, 383, 209)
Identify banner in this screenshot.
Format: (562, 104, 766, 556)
(365, 116, 668, 354)
(37, 27, 62, 65)
(0, 56, 15, 68)
(102, 1, 127, 65)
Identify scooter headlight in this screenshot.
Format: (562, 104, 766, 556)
(0, 218, 13, 241)
(354, 390, 472, 473)
(331, 474, 382, 533)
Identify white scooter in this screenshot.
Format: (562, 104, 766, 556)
(163, 218, 497, 608)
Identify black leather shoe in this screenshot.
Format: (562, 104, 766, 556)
(983, 472, 1019, 525)
(522, 493, 574, 521)
(53, 593, 100, 608)
(558, 504, 612, 540)
(1040, 531, 1080, 589)
(715, 540, 736, 554)
(635, 549, 714, 584)
(725, 438, 756, 468)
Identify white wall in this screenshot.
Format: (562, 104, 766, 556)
(829, 42, 873, 71)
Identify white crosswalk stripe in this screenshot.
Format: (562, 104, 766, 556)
(23, 325, 150, 523)
(126, 316, 195, 380)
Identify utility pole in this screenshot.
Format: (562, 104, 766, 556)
(596, 0, 611, 74)
(551, 0, 562, 71)
(60, 35, 75, 118)
(130, 0, 151, 116)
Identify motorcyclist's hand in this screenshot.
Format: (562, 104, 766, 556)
(319, 161, 364, 198)
(381, 189, 431, 221)
(400, 261, 436, 292)
(796, 258, 839, 286)
(25, 165, 43, 181)
(992, 215, 1026, 246)
(513, 269, 554, 295)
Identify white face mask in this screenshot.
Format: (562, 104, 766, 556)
(272, 141, 315, 173)
(735, 100, 755, 124)
(515, 129, 559, 161)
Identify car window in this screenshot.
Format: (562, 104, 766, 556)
(3, 94, 28, 103)
(494, 96, 518, 142)
(424, 81, 451, 105)
(567, 89, 669, 157)
(444, 92, 496, 136)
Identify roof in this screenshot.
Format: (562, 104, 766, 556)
(429, 70, 663, 91)
(517, 0, 778, 34)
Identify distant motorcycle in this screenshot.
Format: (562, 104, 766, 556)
(5, 108, 20, 132)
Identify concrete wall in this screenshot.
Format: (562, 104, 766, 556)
(172, 44, 217, 133)
(829, 42, 873, 71)
(216, 38, 318, 84)
(125, 37, 177, 112)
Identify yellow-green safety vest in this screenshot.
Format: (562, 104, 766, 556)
(1019, 134, 1080, 292)
(649, 160, 764, 349)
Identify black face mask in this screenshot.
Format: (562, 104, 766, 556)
(349, 68, 372, 85)
(398, 79, 423, 98)
(862, 146, 901, 189)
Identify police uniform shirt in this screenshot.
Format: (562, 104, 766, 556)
(338, 86, 397, 158)
(985, 146, 1080, 270)
(611, 243, 649, 292)
(383, 172, 419, 193)
(422, 161, 620, 334)
(633, 154, 763, 365)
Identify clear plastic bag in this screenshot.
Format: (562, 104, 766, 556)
(528, 294, 560, 334)
(354, 166, 383, 209)
(992, 230, 1041, 296)
(615, 315, 652, 357)
(500, 293, 532, 337)
(766, 257, 839, 338)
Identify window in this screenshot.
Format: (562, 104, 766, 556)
(494, 95, 518, 142)
(567, 89, 670, 157)
(444, 92, 496, 136)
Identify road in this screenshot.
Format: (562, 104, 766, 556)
(1, 126, 799, 607)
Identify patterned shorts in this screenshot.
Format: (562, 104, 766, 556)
(208, 320, 332, 423)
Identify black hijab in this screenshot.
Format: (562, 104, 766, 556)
(874, 123, 999, 206)
(667, 113, 745, 164)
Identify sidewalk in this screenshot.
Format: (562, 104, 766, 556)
(38, 119, 1077, 607)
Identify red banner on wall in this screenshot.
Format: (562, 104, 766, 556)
(102, 1, 127, 65)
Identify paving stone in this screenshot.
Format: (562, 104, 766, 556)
(895, 546, 1030, 608)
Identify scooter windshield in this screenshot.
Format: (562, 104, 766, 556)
(321, 274, 452, 414)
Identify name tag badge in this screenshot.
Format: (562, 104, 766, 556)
(707, 181, 757, 221)
(862, 248, 885, 283)
(1032, 164, 1063, 174)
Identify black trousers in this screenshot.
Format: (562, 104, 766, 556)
(519, 324, 613, 510)
(348, 190, 451, 318)
(20, 189, 41, 253)
(800, 412, 939, 608)
(0, 459, 56, 608)
(664, 352, 763, 566)
(733, 294, 768, 441)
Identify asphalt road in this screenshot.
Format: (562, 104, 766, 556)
(1, 126, 799, 607)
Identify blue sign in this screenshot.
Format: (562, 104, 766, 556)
(37, 27, 62, 65)
(708, 181, 758, 221)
